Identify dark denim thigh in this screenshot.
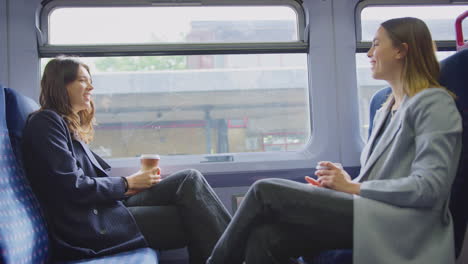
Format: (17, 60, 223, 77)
(127, 205, 188, 250)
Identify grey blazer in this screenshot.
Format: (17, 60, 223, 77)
(353, 88, 462, 264)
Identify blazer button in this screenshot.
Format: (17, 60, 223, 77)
(93, 209, 98, 215)
(100, 229, 106, 235)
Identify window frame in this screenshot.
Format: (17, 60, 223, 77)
(355, 0, 467, 53)
(37, 0, 317, 174)
(38, 0, 308, 57)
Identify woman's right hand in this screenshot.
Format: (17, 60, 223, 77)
(315, 161, 360, 194)
(125, 167, 161, 195)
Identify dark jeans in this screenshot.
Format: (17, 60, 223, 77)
(124, 169, 232, 264)
(206, 178, 353, 264)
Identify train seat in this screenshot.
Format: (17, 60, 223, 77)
(306, 49, 468, 264)
(0, 85, 159, 264)
(439, 48, 468, 258)
(367, 87, 392, 139)
(0, 84, 49, 264)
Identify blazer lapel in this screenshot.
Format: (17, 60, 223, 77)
(354, 108, 389, 182)
(358, 96, 408, 182)
(364, 107, 389, 164)
(77, 140, 107, 175)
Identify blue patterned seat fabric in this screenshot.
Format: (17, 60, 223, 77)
(55, 248, 159, 264)
(0, 85, 49, 264)
(0, 85, 158, 264)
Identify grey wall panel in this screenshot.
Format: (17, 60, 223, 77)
(0, 0, 8, 86)
(333, 0, 363, 166)
(302, 0, 341, 164)
(7, 0, 40, 100)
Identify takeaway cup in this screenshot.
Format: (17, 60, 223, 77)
(316, 162, 343, 170)
(140, 154, 160, 173)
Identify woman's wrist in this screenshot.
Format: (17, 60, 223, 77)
(122, 177, 129, 192)
(349, 182, 361, 195)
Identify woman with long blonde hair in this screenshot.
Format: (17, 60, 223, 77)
(207, 17, 461, 264)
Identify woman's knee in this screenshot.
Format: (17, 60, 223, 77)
(251, 178, 282, 196)
(183, 168, 206, 183)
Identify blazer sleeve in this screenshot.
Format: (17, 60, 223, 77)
(360, 89, 462, 208)
(26, 110, 126, 204)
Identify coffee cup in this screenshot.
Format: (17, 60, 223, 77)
(140, 154, 160, 173)
(316, 162, 343, 170)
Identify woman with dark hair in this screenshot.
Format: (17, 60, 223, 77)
(22, 57, 231, 263)
(207, 17, 461, 264)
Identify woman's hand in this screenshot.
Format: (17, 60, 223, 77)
(315, 161, 361, 195)
(125, 167, 161, 196)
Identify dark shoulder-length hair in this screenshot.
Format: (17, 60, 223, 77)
(40, 56, 95, 143)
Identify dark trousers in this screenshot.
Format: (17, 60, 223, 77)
(124, 169, 232, 264)
(206, 178, 353, 264)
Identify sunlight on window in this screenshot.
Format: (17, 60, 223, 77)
(49, 6, 299, 45)
(360, 6, 468, 41)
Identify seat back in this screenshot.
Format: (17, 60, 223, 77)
(4, 88, 41, 169)
(367, 87, 391, 138)
(439, 49, 468, 258)
(0, 85, 49, 264)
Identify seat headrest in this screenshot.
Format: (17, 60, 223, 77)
(439, 49, 468, 97)
(4, 88, 40, 137)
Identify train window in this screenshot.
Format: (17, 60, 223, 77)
(359, 6, 468, 42)
(356, 4, 467, 140)
(39, 1, 309, 160)
(48, 6, 300, 45)
(41, 54, 309, 158)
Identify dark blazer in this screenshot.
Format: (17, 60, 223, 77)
(21, 109, 147, 261)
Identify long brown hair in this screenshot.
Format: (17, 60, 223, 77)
(380, 17, 451, 97)
(40, 56, 95, 143)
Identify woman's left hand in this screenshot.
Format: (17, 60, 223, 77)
(315, 161, 361, 195)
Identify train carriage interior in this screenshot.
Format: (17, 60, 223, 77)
(1, 0, 468, 263)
